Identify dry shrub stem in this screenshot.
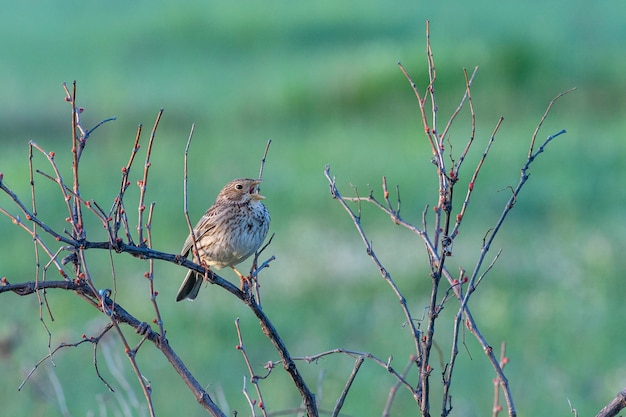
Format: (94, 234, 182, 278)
(324, 21, 576, 417)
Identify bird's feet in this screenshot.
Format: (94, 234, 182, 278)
(239, 275, 254, 292)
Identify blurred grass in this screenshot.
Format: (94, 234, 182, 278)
(1, 1, 625, 416)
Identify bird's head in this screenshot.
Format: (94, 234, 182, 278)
(218, 178, 265, 203)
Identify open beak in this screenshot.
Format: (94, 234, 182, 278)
(250, 179, 265, 200)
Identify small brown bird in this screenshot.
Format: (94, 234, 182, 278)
(176, 178, 271, 302)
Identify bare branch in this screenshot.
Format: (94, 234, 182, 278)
(18, 321, 115, 392)
(235, 318, 268, 417)
(595, 388, 626, 417)
(440, 66, 479, 154)
(325, 166, 423, 372)
(258, 139, 272, 183)
(449, 117, 504, 240)
(492, 342, 509, 417)
(136, 109, 163, 247)
(382, 355, 417, 417)
(182, 124, 201, 266)
(110, 123, 143, 244)
(331, 355, 364, 417)
(280, 348, 418, 401)
(528, 87, 576, 158)
(145, 202, 165, 336)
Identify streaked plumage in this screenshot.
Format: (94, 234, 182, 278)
(176, 178, 270, 302)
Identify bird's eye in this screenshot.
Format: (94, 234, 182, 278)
(235, 184, 243, 190)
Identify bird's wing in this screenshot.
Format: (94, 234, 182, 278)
(180, 205, 223, 256)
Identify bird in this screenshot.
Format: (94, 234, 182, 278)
(176, 178, 271, 302)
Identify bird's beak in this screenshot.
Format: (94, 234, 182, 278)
(250, 179, 265, 200)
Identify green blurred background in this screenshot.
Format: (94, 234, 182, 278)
(1, 1, 625, 416)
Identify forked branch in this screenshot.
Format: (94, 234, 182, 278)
(324, 22, 574, 417)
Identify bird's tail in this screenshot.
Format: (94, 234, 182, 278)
(175, 270, 203, 301)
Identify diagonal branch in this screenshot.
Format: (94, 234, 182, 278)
(595, 388, 626, 417)
(0, 277, 227, 417)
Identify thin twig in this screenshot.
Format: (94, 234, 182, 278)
(528, 87, 576, 157)
(32, 168, 110, 230)
(18, 323, 115, 391)
(325, 167, 423, 379)
(440, 66, 479, 154)
(137, 109, 163, 247)
(28, 142, 78, 237)
(492, 342, 508, 417)
(258, 139, 272, 182)
(27, 142, 56, 359)
(331, 355, 364, 417)
(242, 376, 258, 417)
(449, 117, 504, 240)
(382, 355, 416, 417)
(397, 61, 437, 160)
(68, 82, 85, 243)
(0, 203, 68, 280)
(110, 123, 143, 244)
(235, 318, 268, 417)
(91, 324, 117, 391)
(99, 292, 156, 417)
(146, 202, 165, 337)
(275, 347, 417, 400)
(183, 124, 202, 270)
